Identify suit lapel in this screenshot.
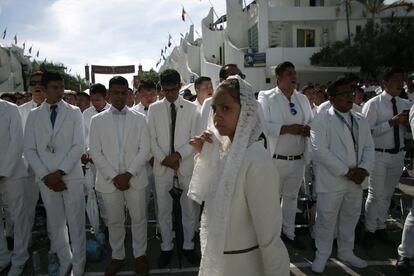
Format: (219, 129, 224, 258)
(53, 101, 68, 135)
(174, 97, 184, 141)
(161, 99, 171, 144)
(328, 108, 349, 153)
(123, 109, 133, 148)
(39, 103, 53, 135)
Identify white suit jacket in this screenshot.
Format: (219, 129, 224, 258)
(147, 96, 198, 177)
(89, 108, 150, 193)
(131, 103, 148, 116)
(310, 107, 375, 193)
(83, 103, 110, 149)
(0, 100, 28, 179)
(258, 87, 313, 162)
(24, 100, 85, 181)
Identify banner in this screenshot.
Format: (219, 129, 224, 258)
(91, 65, 135, 74)
(244, 53, 266, 68)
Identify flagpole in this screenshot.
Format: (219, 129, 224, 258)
(207, 0, 220, 20)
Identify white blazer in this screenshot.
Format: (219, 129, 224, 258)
(310, 107, 375, 193)
(258, 87, 314, 162)
(24, 100, 85, 181)
(147, 97, 198, 177)
(18, 100, 39, 131)
(0, 100, 28, 179)
(89, 108, 150, 193)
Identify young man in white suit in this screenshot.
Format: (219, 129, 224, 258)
(131, 80, 157, 116)
(0, 99, 32, 276)
(258, 61, 313, 249)
(89, 76, 150, 275)
(362, 68, 412, 246)
(147, 69, 200, 267)
(310, 78, 375, 273)
(23, 71, 86, 276)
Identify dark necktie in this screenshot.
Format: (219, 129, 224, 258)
(144, 107, 148, 111)
(36, 103, 41, 107)
(50, 105, 58, 128)
(96, 109, 103, 113)
(170, 103, 176, 153)
(391, 98, 400, 151)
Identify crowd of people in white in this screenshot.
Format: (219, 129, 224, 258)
(1, 61, 414, 276)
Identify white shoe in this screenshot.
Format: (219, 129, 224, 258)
(312, 256, 328, 273)
(338, 253, 368, 268)
(7, 265, 25, 276)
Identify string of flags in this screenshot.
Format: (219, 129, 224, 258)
(2, 27, 41, 58)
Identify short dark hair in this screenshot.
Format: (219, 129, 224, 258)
(219, 64, 238, 80)
(194, 76, 211, 89)
(137, 80, 156, 93)
(77, 91, 90, 100)
(30, 71, 43, 80)
(302, 85, 314, 93)
(383, 67, 404, 82)
(275, 61, 295, 77)
(327, 78, 352, 97)
(41, 71, 63, 87)
(89, 83, 107, 98)
(217, 79, 240, 104)
(109, 76, 128, 89)
(0, 93, 17, 103)
(160, 69, 181, 86)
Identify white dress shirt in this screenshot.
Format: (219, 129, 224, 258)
(110, 105, 128, 171)
(275, 93, 306, 156)
(362, 90, 411, 149)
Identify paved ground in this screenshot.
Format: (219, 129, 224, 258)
(2, 178, 414, 276)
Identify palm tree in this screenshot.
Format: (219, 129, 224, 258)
(355, 0, 414, 22)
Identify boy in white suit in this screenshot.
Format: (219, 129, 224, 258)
(0, 99, 32, 276)
(89, 76, 150, 275)
(258, 61, 313, 249)
(310, 78, 375, 273)
(23, 71, 86, 276)
(147, 69, 200, 268)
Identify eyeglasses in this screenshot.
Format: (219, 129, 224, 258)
(289, 102, 297, 115)
(29, 80, 42, 86)
(335, 91, 355, 98)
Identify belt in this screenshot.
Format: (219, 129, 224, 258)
(223, 245, 259, 254)
(273, 154, 303, 160)
(375, 148, 404, 154)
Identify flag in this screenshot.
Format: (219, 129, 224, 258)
(28, 45, 32, 54)
(13, 35, 17, 45)
(156, 60, 160, 67)
(2, 28, 6, 39)
(23, 42, 25, 50)
(161, 49, 163, 55)
(181, 7, 186, 21)
(69, 68, 71, 72)
(162, 54, 166, 61)
(164, 45, 167, 51)
(180, 33, 184, 38)
(168, 34, 172, 47)
(36, 50, 39, 57)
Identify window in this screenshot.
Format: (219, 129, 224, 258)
(295, 0, 300, 6)
(248, 24, 259, 53)
(310, 0, 324, 6)
(297, 29, 315, 47)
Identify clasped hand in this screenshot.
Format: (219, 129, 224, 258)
(345, 168, 369, 185)
(161, 152, 181, 171)
(113, 172, 132, 191)
(189, 131, 213, 153)
(43, 171, 67, 192)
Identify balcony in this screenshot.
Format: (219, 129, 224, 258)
(268, 6, 338, 21)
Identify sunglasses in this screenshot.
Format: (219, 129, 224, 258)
(29, 80, 42, 86)
(289, 102, 297, 115)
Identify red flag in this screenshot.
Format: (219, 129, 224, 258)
(181, 7, 186, 21)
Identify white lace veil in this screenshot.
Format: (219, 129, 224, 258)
(188, 75, 263, 276)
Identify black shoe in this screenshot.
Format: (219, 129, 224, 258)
(375, 229, 395, 246)
(158, 250, 173, 268)
(396, 255, 411, 275)
(361, 231, 376, 249)
(183, 249, 201, 266)
(281, 233, 306, 250)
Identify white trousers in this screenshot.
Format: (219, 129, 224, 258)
(101, 188, 147, 259)
(398, 199, 414, 258)
(314, 188, 362, 259)
(365, 151, 404, 232)
(155, 172, 198, 251)
(0, 177, 32, 266)
(275, 158, 305, 239)
(38, 179, 86, 276)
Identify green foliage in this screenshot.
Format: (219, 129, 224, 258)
(310, 19, 414, 78)
(139, 68, 159, 84)
(31, 59, 89, 92)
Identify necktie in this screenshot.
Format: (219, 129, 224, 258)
(170, 103, 176, 153)
(391, 98, 400, 151)
(50, 105, 57, 128)
(144, 107, 148, 111)
(96, 109, 103, 113)
(36, 103, 41, 107)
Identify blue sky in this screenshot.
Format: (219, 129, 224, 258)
(0, 0, 227, 86)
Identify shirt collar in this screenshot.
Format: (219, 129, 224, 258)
(110, 105, 128, 114)
(381, 90, 394, 101)
(45, 100, 63, 111)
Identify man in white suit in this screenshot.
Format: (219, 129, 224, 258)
(147, 69, 200, 268)
(0, 100, 32, 276)
(362, 68, 412, 247)
(131, 80, 157, 116)
(193, 76, 213, 112)
(310, 78, 375, 273)
(258, 61, 313, 249)
(23, 71, 86, 276)
(89, 76, 150, 275)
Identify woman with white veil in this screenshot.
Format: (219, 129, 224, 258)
(188, 76, 290, 276)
